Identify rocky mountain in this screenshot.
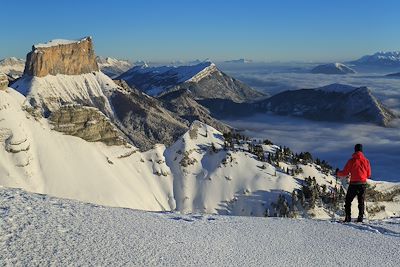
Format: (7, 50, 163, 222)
(159, 88, 231, 133)
(110, 80, 188, 150)
(24, 37, 99, 77)
(117, 62, 265, 102)
(311, 62, 356, 74)
(200, 83, 397, 126)
(0, 73, 8, 90)
(0, 57, 25, 79)
(96, 56, 132, 78)
(10, 37, 187, 150)
(256, 84, 397, 126)
(350, 51, 400, 67)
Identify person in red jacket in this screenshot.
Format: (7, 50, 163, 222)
(336, 144, 371, 223)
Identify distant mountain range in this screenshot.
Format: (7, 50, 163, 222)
(224, 59, 253, 64)
(201, 83, 397, 127)
(349, 51, 400, 67)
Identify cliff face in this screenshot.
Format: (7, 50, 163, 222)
(24, 37, 99, 77)
(0, 73, 8, 90)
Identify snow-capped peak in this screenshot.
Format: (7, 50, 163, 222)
(33, 37, 91, 48)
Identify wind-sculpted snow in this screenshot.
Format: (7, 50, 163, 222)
(1, 187, 400, 266)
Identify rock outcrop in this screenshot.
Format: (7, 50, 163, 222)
(49, 105, 125, 146)
(110, 80, 188, 150)
(24, 37, 99, 77)
(0, 73, 8, 90)
(159, 89, 231, 134)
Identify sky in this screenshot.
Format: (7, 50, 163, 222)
(2, 0, 400, 62)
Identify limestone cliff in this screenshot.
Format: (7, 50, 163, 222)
(49, 105, 125, 146)
(0, 73, 8, 90)
(24, 37, 99, 77)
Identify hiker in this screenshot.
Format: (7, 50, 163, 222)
(336, 144, 371, 223)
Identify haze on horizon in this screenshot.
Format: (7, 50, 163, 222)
(2, 0, 400, 63)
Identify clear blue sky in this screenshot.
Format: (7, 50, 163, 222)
(2, 0, 399, 62)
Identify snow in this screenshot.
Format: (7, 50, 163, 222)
(311, 63, 356, 74)
(33, 37, 90, 48)
(1, 186, 399, 266)
(11, 71, 116, 115)
(128, 62, 216, 83)
(0, 89, 335, 217)
(119, 62, 218, 95)
(0, 57, 25, 78)
(1, 87, 399, 220)
(96, 56, 132, 78)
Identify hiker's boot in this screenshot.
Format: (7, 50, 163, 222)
(344, 215, 351, 223)
(357, 216, 363, 223)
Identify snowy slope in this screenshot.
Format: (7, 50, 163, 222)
(1, 187, 400, 266)
(0, 88, 331, 216)
(96, 56, 132, 78)
(0, 57, 25, 78)
(11, 71, 116, 116)
(118, 62, 218, 95)
(0, 87, 172, 210)
(1, 87, 399, 219)
(117, 62, 264, 102)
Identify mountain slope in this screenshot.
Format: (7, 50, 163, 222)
(11, 72, 116, 117)
(0, 57, 25, 79)
(159, 88, 231, 133)
(96, 56, 132, 78)
(2, 187, 400, 266)
(110, 80, 189, 150)
(2, 86, 400, 219)
(311, 62, 356, 74)
(118, 62, 265, 102)
(386, 72, 400, 77)
(256, 84, 396, 126)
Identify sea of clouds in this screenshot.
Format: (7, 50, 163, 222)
(220, 63, 400, 182)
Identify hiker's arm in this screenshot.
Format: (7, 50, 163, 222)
(367, 160, 371, 179)
(337, 159, 352, 177)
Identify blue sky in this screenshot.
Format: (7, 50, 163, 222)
(2, 0, 399, 62)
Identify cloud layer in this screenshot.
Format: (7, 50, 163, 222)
(219, 64, 400, 182)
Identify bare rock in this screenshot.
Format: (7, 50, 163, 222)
(24, 37, 99, 77)
(0, 73, 8, 90)
(49, 105, 125, 146)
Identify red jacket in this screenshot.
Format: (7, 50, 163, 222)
(337, 151, 371, 183)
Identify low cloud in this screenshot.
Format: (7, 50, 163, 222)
(225, 114, 400, 182)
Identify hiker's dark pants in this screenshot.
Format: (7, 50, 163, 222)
(345, 184, 366, 219)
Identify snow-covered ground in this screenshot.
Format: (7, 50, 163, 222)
(1, 187, 399, 266)
(1, 85, 399, 219)
(11, 72, 116, 115)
